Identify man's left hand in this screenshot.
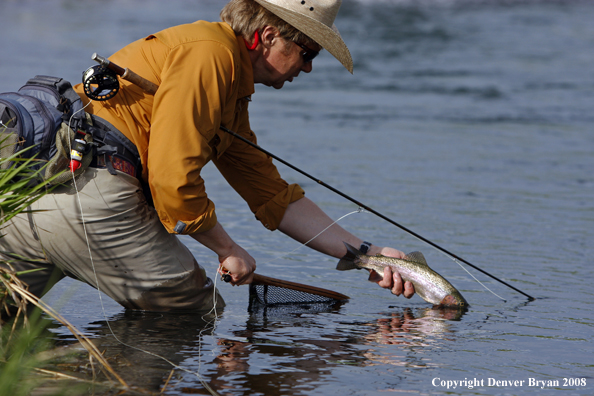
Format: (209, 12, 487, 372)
(367, 246, 415, 298)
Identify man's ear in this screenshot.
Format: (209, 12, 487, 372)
(259, 25, 279, 48)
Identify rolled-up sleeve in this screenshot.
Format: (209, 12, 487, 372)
(254, 183, 305, 230)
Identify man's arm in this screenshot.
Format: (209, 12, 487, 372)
(277, 197, 415, 297)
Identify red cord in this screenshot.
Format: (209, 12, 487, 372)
(244, 31, 259, 50)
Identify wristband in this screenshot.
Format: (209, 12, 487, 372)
(360, 241, 372, 254)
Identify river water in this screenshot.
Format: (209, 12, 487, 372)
(1, 0, 593, 395)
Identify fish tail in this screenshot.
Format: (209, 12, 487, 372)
(336, 242, 363, 271)
(336, 259, 358, 271)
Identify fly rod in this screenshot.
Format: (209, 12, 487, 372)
(220, 126, 534, 301)
(91, 53, 534, 301)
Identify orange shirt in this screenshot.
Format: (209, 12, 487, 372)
(75, 21, 304, 234)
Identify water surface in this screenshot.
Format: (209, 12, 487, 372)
(2, 0, 593, 395)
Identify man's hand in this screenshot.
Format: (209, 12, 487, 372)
(190, 222, 256, 286)
(367, 246, 415, 298)
(218, 243, 256, 286)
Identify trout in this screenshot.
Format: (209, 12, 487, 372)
(337, 242, 467, 308)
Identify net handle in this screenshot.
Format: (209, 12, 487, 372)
(252, 273, 350, 301)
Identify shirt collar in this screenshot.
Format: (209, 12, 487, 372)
(231, 26, 255, 100)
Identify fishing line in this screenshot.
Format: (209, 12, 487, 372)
(408, 234, 507, 302)
(65, 104, 222, 396)
(220, 126, 535, 301)
(450, 258, 506, 301)
(255, 209, 362, 268)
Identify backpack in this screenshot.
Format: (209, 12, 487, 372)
(0, 75, 146, 188)
(0, 75, 90, 178)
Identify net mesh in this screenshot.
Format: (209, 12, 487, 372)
(248, 283, 346, 315)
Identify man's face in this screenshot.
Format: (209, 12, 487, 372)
(255, 31, 320, 89)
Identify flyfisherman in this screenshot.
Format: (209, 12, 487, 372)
(0, 0, 415, 311)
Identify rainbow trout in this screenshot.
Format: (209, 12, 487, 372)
(337, 242, 467, 308)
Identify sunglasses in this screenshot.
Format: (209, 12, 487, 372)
(294, 42, 319, 64)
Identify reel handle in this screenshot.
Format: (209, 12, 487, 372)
(91, 53, 159, 95)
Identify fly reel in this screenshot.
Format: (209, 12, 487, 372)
(82, 65, 119, 101)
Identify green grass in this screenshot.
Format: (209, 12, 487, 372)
(0, 134, 129, 394)
(0, 311, 55, 396)
(0, 135, 60, 394)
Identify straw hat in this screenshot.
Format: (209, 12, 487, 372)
(253, 0, 353, 73)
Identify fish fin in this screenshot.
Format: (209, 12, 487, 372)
(336, 259, 359, 271)
(404, 251, 429, 266)
(336, 242, 362, 271)
(343, 242, 363, 257)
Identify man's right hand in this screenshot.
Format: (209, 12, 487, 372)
(190, 221, 256, 286)
(218, 243, 256, 286)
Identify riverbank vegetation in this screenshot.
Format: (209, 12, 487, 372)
(0, 137, 130, 395)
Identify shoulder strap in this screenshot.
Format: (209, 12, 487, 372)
(23, 75, 84, 117)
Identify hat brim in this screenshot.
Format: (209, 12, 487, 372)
(253, 0, 353, 73)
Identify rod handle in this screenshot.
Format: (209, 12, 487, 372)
(121, 68, 159, 95)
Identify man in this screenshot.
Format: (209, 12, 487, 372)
(0, 0, 414, 311)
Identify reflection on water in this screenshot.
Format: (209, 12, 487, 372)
(364, 307, 464, 347)
(4, 0, 594, 394)
(46, 311, 219, 394)
(43, 306, 465, 395)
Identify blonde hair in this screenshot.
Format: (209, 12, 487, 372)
(220, 0, 316, 47)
